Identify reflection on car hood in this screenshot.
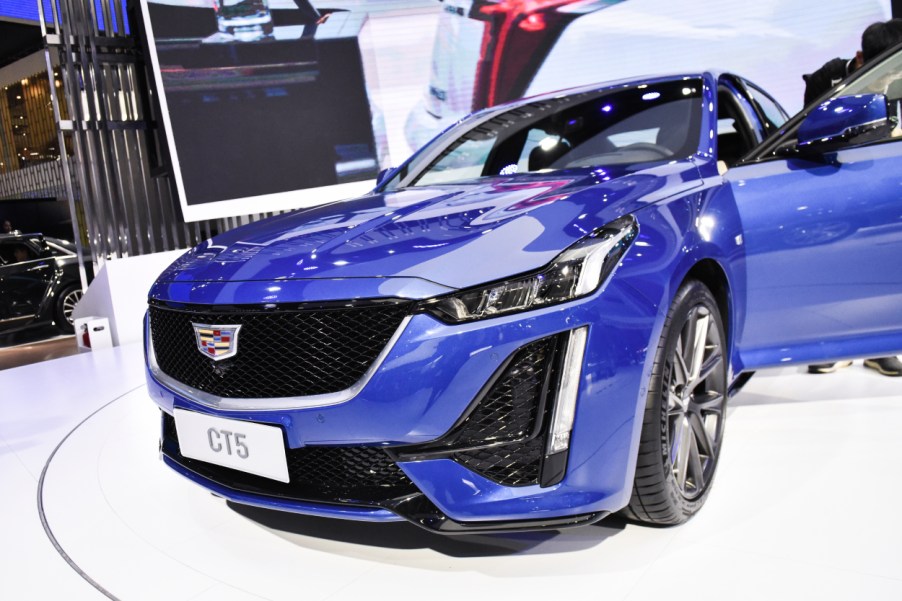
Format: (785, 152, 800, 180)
(158, 163, 699, 290)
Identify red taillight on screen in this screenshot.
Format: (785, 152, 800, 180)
(519, 13, 546, 31)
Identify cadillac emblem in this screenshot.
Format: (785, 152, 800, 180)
(192, 323, 242, 361)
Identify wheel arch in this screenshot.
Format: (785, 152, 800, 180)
(682, 258, 731, 350)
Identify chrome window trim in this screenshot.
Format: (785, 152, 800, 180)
(147, 313, 412, 411)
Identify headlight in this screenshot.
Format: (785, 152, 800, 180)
(421, 215, 638, 323)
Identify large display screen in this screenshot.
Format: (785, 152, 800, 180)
(139, 0, 893, 222)
(0, 0, 125, 28)
(1, 0, 48, 22)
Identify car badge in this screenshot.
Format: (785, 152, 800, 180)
(192, 323, 242, 361)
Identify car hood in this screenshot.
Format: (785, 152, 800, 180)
(157, 162, 700, 291)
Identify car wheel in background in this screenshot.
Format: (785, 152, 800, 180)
(623, 280, 728, 525)
(55, 285, 83, 334)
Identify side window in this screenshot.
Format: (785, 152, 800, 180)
(745, 83, 789, 135)
(0, 243, 14, 264)
(841, 51, 902, 99)
(717, 89, 758, 167)
(0, 243, 37, 264)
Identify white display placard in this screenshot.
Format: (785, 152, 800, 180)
(174, 409, 290, 483)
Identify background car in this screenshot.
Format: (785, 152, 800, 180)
(0, 233, 84, 335)
(145, 45, 901, 533)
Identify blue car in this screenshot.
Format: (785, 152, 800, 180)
(146, 47, 902, 533)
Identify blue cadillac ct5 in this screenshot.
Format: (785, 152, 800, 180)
(146, 46, 902, 533)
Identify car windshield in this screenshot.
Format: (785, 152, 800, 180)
(388, 78, 703, 189)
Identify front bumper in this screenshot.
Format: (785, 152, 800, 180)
(146, 276, 657, 531)
(163, 453, 608, 534)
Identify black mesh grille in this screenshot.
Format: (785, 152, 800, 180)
(451, 335, 561, 486)
(452, 337, 556, 447)
(161, 412, 418, 504)
(455, 438, 545, 486)
(159, 330, 566, 499)
(149, 302, 410, 398)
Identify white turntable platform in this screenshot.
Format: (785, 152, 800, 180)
(2, 344, 901, 600)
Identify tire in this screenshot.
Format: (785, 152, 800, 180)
(55, 284, 83, 334)
(622, 280, 728, 525)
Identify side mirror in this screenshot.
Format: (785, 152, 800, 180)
(375, 167, 395, 188)
(797, 94, 894, 154)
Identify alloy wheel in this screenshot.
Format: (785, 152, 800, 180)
(62, 289, 83, 324)
(665, 304, 726, 500)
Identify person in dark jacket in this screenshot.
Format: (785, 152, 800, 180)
(803, 19, 902, 106)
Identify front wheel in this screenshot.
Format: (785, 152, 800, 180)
(623, 280, 728, 525)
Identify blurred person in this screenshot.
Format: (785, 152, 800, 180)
(803, 19, 902, 105)
(2, 219, 13, 234)
(12, 245, 30, 263)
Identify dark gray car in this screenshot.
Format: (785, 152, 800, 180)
(0, 233, 84, 334)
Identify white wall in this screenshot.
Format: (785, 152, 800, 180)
(72, 250, 185, 346)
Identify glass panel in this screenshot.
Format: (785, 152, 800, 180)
(413, 136, 495, 186)
(0, 242, 36, 263)
(405, 78, 703, 187)
(841, 50, 902, 99)
(746, 83, 789, 133)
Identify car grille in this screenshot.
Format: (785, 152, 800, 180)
(454, 437, 547, 487)
(149, 301, 410, 398)
(452, 335, 561, 486)
(161, 412, 418, 504)
(453, 337, 555, 446)
(393, 333, 565, 487)
(159, 330, 566, 503)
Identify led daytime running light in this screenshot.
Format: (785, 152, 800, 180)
(548, 326, 588, 454)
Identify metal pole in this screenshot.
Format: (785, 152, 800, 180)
(38, 0, 90, 292)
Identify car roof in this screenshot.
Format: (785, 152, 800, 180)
(0, 232, 43, 239)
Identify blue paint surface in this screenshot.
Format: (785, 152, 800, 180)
(145, 68, 902, 527)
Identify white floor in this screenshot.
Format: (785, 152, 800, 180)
(2, 345, 901, 601)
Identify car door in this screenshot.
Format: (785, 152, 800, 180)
(0, 240, 54, 326)
(726, 50, 902, 368)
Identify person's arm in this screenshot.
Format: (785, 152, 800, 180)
(803, 57, 851, 106)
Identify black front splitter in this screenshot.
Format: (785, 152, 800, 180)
(164, 448, 610, 535)
(384, 493, 610, 535)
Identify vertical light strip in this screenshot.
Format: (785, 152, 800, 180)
(548, 326, 588, 454)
